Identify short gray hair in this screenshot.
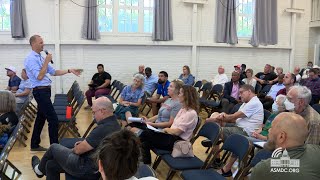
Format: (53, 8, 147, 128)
(133, 74, 145, 89)
(0, 91, 16, 113)
(289, 86, 312, 105)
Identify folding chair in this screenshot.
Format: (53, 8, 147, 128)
(181, 134, 253, 180)
(160, 122, 222, 180)
(152, 117, 202, 170)
(135, 163, 157, 178)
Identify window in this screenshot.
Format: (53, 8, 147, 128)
(236, 0, 254, 38)
(0, 0, 10, 31)
(98, 0, 154, 33)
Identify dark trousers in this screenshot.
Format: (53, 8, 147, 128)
(140, 129, 181, 164)
(31, 88, 58, 148)
(38, 144, 98, 180)
(85, 88, 111, 106)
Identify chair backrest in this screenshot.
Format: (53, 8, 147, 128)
(221, 134, 252, 161)
(229, 103, 242, 114)
(190, 117, 202, 144)
(263, 109, 271, 124)
(260, 84, 272, 94)
(135, 163, 157, 178)
(312, 104, 320, 114)
(255, 83, 262, 94)
(193, 80, 202, 90)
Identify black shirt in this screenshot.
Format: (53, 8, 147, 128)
(92, 72, 112, 89)
(0, 112, 18, 127)
(85, 115, 120, 156)
(255, 72, 277, 84)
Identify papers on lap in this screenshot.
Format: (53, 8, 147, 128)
(253, 141, 266, 148)
(147, 124, 164, 133)
(128, 117, 145, 123)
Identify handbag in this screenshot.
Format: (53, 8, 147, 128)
(171, 140, 194, 158)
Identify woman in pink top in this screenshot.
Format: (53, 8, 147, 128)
(140, 85, 199, 164)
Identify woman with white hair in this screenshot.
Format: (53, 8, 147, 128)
(115, 74, 145, 126)
(247, 95, 288, 143)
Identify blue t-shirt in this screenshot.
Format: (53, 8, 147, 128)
(120, 85, 144, 103)
(157, 80, 170, 97)
(8, 75, 21, 88)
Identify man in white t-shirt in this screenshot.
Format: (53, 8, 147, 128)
(211, 65, 228, 86)
(206, 84, 264, 177)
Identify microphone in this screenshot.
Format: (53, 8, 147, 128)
(44, 50, 54, 64)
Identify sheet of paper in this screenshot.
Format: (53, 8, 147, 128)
(128, 117, 145, 123)
(253, 142, 266, 148)
(147, 124, 164, 133)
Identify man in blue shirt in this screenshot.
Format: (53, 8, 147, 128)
(146, 71, 170, 116)
(144, 67, 158, 96)
(5, 66, 21, 92)
(24, 35, 81, 151)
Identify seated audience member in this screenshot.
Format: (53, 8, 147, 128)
(128, 80, 183, 135)
(276, 73, 296, 96)
(254, 64, 277, 88)
(15, 69, 32, 111)
(211, 65, 228, 86)
(5, 66, 21, 92)
(96, 130, 158, 180)
(234, 64, 245, 81)
(259, 74, 285, 111)
(294, 66, 301, 83)
(0, 91, 19, 128)
(85, 64, 112, 109)
(300, 68, 320, 105)
(0, 91, 19, 147)
(144, 67, 158, 96)
(241, 64, 247, 78)
(307, 61, 313, 69)
(268, 67, 284, 85)
(242, 68, 257, 88)
(146, 71, 170, 116)
(251, 112, 320, 180)
(31, 96, 121, 179)
(178, 65, 195, 86)
(206, 84, 263, 177)
(221, 71, 244, 113)
(140, 85, 199, 164)
(134, 65, 145, 76)
(247, 95, 287, 143)
(287, 86, 320, 144)
(115, 74, 145, 126)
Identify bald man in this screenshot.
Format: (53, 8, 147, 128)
(211, 65, 228, 86)
(251, 112, 320, 180)
(31, 97, 121, 179)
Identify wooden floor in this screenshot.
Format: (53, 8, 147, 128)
(7, 101, 234, 180)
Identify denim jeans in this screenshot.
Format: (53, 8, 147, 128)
(39, 144, 98, 180)
(31, 88, 59, 148)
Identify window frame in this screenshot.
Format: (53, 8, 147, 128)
(98, 0, 154, 35)
(0, 0, 11, 32)
(236, 0, 255, 39)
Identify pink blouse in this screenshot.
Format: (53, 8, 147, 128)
(171, 108, 198, 141)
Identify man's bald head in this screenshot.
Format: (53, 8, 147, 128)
(94, 96, 114, 113)
(265, 112, 308, 151)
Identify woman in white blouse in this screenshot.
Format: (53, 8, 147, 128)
(242, 69, 257, 88)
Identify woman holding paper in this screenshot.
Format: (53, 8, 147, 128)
(127, 79, 184, 134)
(115, 74, 145, 126)
(139, 85, 199, 164)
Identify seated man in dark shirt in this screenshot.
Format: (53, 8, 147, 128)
(85, 64, 112, 109)
(5, 66, 21, 92)
(31, 96, 121, 179)
(254, 64, 277, 88)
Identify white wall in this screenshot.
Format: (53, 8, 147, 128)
(0, 0, 313, 94)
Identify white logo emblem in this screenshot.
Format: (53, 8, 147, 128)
(270, 147, 300, 173)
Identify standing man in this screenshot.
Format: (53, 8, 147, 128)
(84, 64, 112, 109)
(25, 35, 81, 151)
(5, 66, 21, 92)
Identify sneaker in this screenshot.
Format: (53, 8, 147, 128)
(221, 168, 233, 177)
(31, 156, 44, 178)
(84, 105, 91, 110)
(31, 146, 48, 152)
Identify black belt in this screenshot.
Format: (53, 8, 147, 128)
(33, 86, 51, 90)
